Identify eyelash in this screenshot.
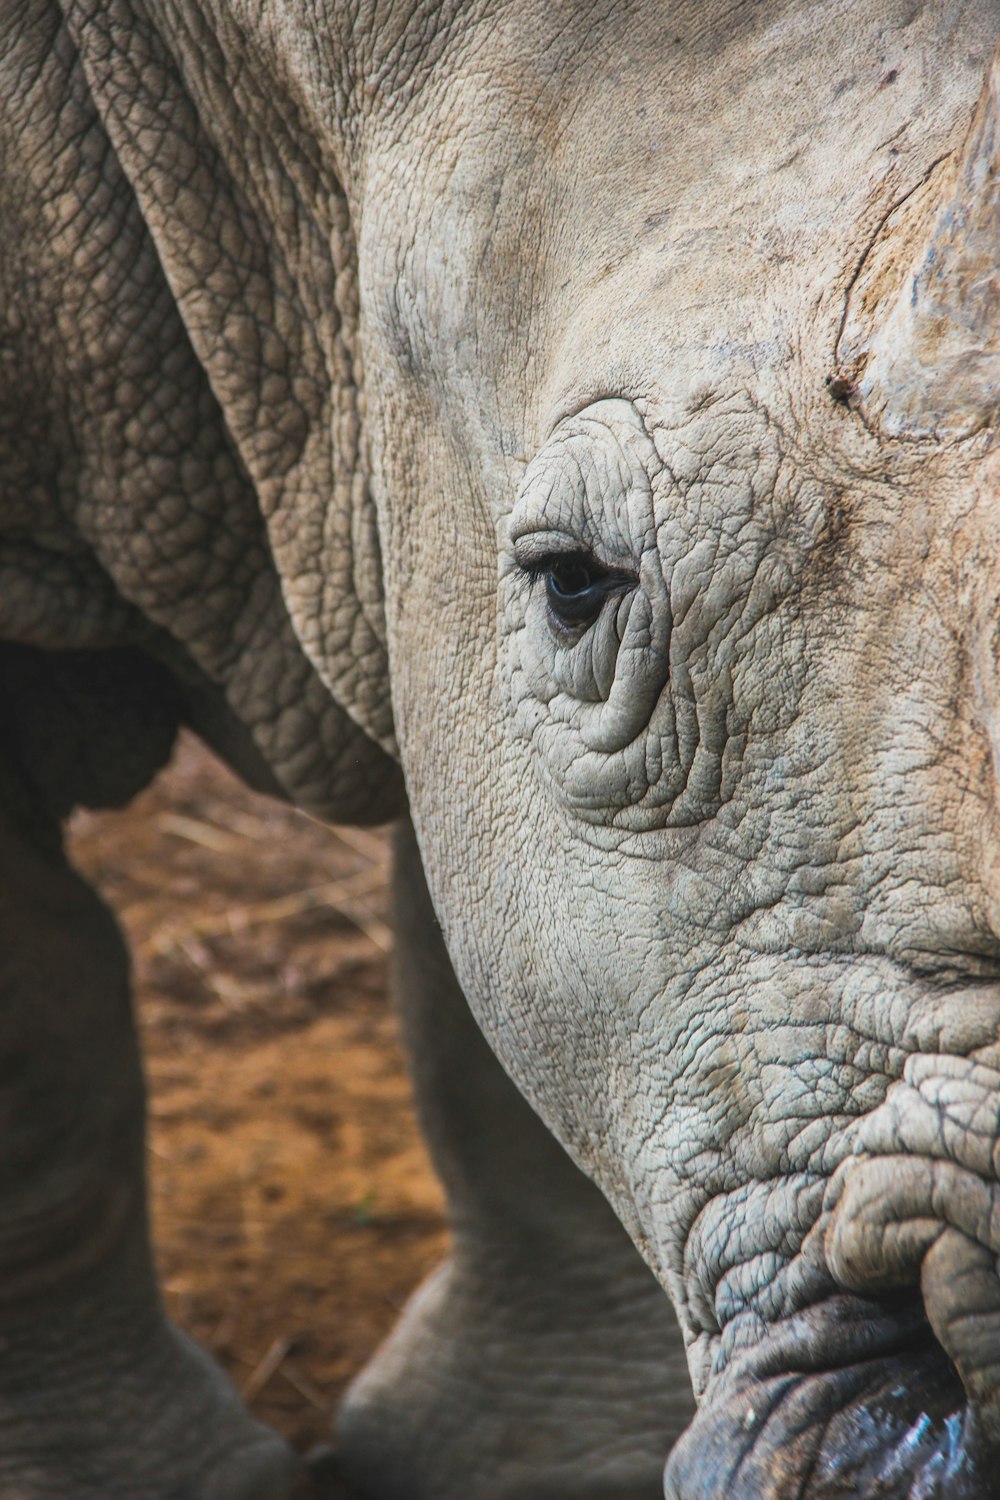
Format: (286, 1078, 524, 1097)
(514, 550, 637, 636)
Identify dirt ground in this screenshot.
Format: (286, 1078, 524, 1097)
(68, 732, 448, 1492)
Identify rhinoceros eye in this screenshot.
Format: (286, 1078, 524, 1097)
(538, 552, 636, 634)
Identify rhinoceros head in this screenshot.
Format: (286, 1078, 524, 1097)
(344, 6, 1000, 1493)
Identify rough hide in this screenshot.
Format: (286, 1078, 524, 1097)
(3, 1, 1000, 1497)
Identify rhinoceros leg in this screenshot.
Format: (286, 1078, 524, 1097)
(0, 755, 296, 1498)
(336, 819, 693, 1500)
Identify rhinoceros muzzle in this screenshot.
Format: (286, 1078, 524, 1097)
(664, 1289, 980, 1498)
(668, 1038, 1000, 1498)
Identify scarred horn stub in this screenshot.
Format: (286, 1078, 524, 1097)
(839, 41, 1000, 441)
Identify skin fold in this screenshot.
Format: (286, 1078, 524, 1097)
(2, 1, 1000, 1496)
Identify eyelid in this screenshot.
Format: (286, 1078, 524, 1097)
(511, 531, 589, 571)
(512, 537, 637, 591)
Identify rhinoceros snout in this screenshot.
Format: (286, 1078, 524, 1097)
(825, 1049, 1000, 1442)
(663, 1290, 988, 1498)
(664, 1045, 1000, 1498)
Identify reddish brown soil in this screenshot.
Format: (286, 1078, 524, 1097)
(68, 734, 448, 1493)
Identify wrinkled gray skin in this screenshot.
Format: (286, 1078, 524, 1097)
(3, 1, 1000, 1496)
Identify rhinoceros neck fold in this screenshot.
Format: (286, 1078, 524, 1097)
(58, 0, 401, 818)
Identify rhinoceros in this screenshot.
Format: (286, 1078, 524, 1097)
(3, 0, 1000, 1496)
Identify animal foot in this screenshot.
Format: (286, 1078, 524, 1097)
(0, 1325, 298, 1499)
(335, 1254, 682, 1499)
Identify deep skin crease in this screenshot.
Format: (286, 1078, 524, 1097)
(3, 1, 1000, 1498)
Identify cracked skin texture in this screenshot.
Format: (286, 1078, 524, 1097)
(5, 1, 1000, 1498)
(1, 0, 402, 825)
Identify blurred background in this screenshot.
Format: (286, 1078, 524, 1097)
(68, 733, 447, 1464)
